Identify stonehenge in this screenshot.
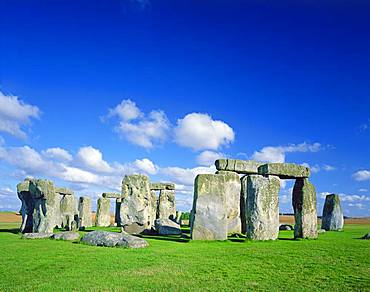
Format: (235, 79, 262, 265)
(190, 159, 319, 241)
(96, 197, 111, 227)
(78, 196, 92, 228)
(322, 194, 344, 231)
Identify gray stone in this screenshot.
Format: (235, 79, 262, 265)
(191, 174, 227, 240)
(52, 231, 80, 241)
(120, 175, 152, 232)
(279, 224, 293, 231)
(81, 230, 149, 248)
(96, 197, 111, 227)
(149, 191, 157, 226)
(215, 159, 263, 174)
(245, 175, 280, 240)
(17, 179, 34, 233)
(150, 182, 175, 191)
(55, 187, 74, 196)
(22, 232, 53, 239)
(321, 194, 344, 231)
(70, 220, 78, 231)
(115, 198, 122, 226)
(78, 196, 92, 228)
(240, 175, 248, 234)
(217, 171, 242, 234)
(60, 194, 78, 230)
(157, 190, 176, 220)
(318, 229, 326, 234)
(361, 233, 370, 240)
(293, 178, 318, 239)
(102, 192, 122, 199)
(155, 219, 182, 235)
(258, 163, 310, 179)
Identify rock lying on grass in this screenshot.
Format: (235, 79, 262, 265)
(318, 229, 326, 234)
(279, 224, 293, 231)
(81, 230, 149, 248)
(52, 231, 80, 241)
(22, 233, 53, 239)
(155, 219, 182, 235)
(361, 233, 370, 240)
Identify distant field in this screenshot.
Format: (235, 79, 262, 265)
(0, 212, 369, 291)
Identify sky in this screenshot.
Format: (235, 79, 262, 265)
(0, 0, 369, 216)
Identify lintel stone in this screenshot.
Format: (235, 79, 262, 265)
(55, 187, 74, 196)
(215, 159, 263, 174)
(102, 192, 122, 199)
(258, 163, 310, 179)
(150, 183, 175, 191)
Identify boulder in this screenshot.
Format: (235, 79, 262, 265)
(245, 175, 280, 240)
(157, 190, 176, 220)
(279, 224, 293, 231)
(215, 159, 262, 174)
(78, 196, 92, 228)
(120, 175, 152, 233)
(81, 230, 148, 248)
(293, 178, 318, 239)
(258, 163, 310, 179)
(22, 232, 53, 239)
(150, 182, 175, 190)
(191, 174, 227, 240)
(52, 231, 80, 241)
(321, 194, 344, 231)
(155, 219, 182, 235)
(96, 197, 111, 227)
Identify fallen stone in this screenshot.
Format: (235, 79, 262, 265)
(361, 233, 370, 240)
(258, 163, 310, 179)
(155, 219, 182, 235)
(245, 175, 280, 240)
(215, 159, 263, 174)
(279, 224, 293, 231)
(321, 194, 344, 231)
(150, 182, 175, 191)
(22, 233, 53, 239)
(293, 178, 318, 239)
(96, 197, 111, 227)
(52, 231, 80, 241)
(191, 174, 227, 240)
(81, 230, 148, 248)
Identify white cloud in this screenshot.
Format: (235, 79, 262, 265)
(196, 150, 226, 166)
(108, 99, 142, 121)
(358, 188, 368, 192)
(251, 142, 322, 163)
(352, 170, 370, 181)
(320, 192, 370, 203)
(0, 187, 15, 198)
(174, 113, 235, 151)
(161, 165, 216, 186)
(60, 164, 98, 184)
(76, 146, 113, 173)
(0, 91, 40, 139)
(133, 158, 157, 175)
(42, 147, 72, 161)
(348, 203, 365, 209)
(322, 164, 335, 171)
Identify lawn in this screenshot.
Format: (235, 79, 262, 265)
(0, 221, 369, 291)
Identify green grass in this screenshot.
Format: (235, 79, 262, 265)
(0, 223, 369, 291)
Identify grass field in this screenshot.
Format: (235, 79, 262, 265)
(0, 215, 369, 291)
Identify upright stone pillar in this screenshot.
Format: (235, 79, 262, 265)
(78, 196, 92, 228)
(191, 174, 227, 240)
(120, 174, 152, 233)
(245, 175, 280, 240)
(240, 175, 248, 234)
(322, 194, 344, 231)
(17, 179, 34, 233)
(149, 191, 157, 226)
(96, 197, 111, 227)
(157, 190, 176, 220)
(115, 198, 122, 226)
(60, 194, 78, 230)
(293, 178, 318, 239)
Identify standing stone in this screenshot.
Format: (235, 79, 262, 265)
(29, 179, 59, 234)
(157, 190, 176, 220)
(17, 179, 34, 233)
(191, 174, 227, 240)
(115, 198, 122, 226)
(240, 175, 248, 234)
(149, 191, 158, 226)
(245, 175, 280, 240)
(293, 178, 318, 239)
(78, 196, 92, 228)
(216, 171, 242, 234)
(60, 194, 78, 230)
(120, 175, 152, 233)
(96, 197, 111, 227)
(322, 194, 344, 231)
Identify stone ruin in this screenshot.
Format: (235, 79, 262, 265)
(321, 194, 344, 231)
(190, 159, 318, 241)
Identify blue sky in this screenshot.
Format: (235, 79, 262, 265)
(0, 0, 369, 216)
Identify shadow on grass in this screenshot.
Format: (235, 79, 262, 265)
(0, 228, 20, 234)
(138, 234, 190, 243)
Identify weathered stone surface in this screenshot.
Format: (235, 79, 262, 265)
(258, 163, 310, 179)
(240, 175, 248, 234)
(155, 219, 182, 235)
(96, 197, 111, 227)
(191, 174, 227, 240)
(279, 224, 293, 231)
(102, 192, 121, 199)
(217, 171, 242, 234)
(215, 159, 263, 174)
(293, 178, 318, 239)
(120, 175, 152, 232)
(78, 196, 92, 228)
(115, 198, 122, 226)
(17, 179, 33, 233)
(52, 231, 80, 241)
(81, 230, 148, 248)
(361, 233, 370, 240)
(149, 191, 157, 226)
(22, 232, 53, 239)
(245, 175, 280, 240)
(55, 187, 74, 196)
(60, 194, 78, 230)
(157, 190, 176, 220)
(150, 182, 175, 191)
(321, 194, 344, 231)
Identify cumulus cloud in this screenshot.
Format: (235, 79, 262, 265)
(196, 150, 226, 166)
(0, 91, 40, 139)
(352, 170, 370, 181)
(108, 99, 142, 121)
(174, 113, 235, 151)
(251, 142, 321, 163)
(161, 165, 216, 186)
(76, 146, 113, 173)
(301, 163, 335, 174)
(133, 158, 157, 175)
(42, 147, 72, 161)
